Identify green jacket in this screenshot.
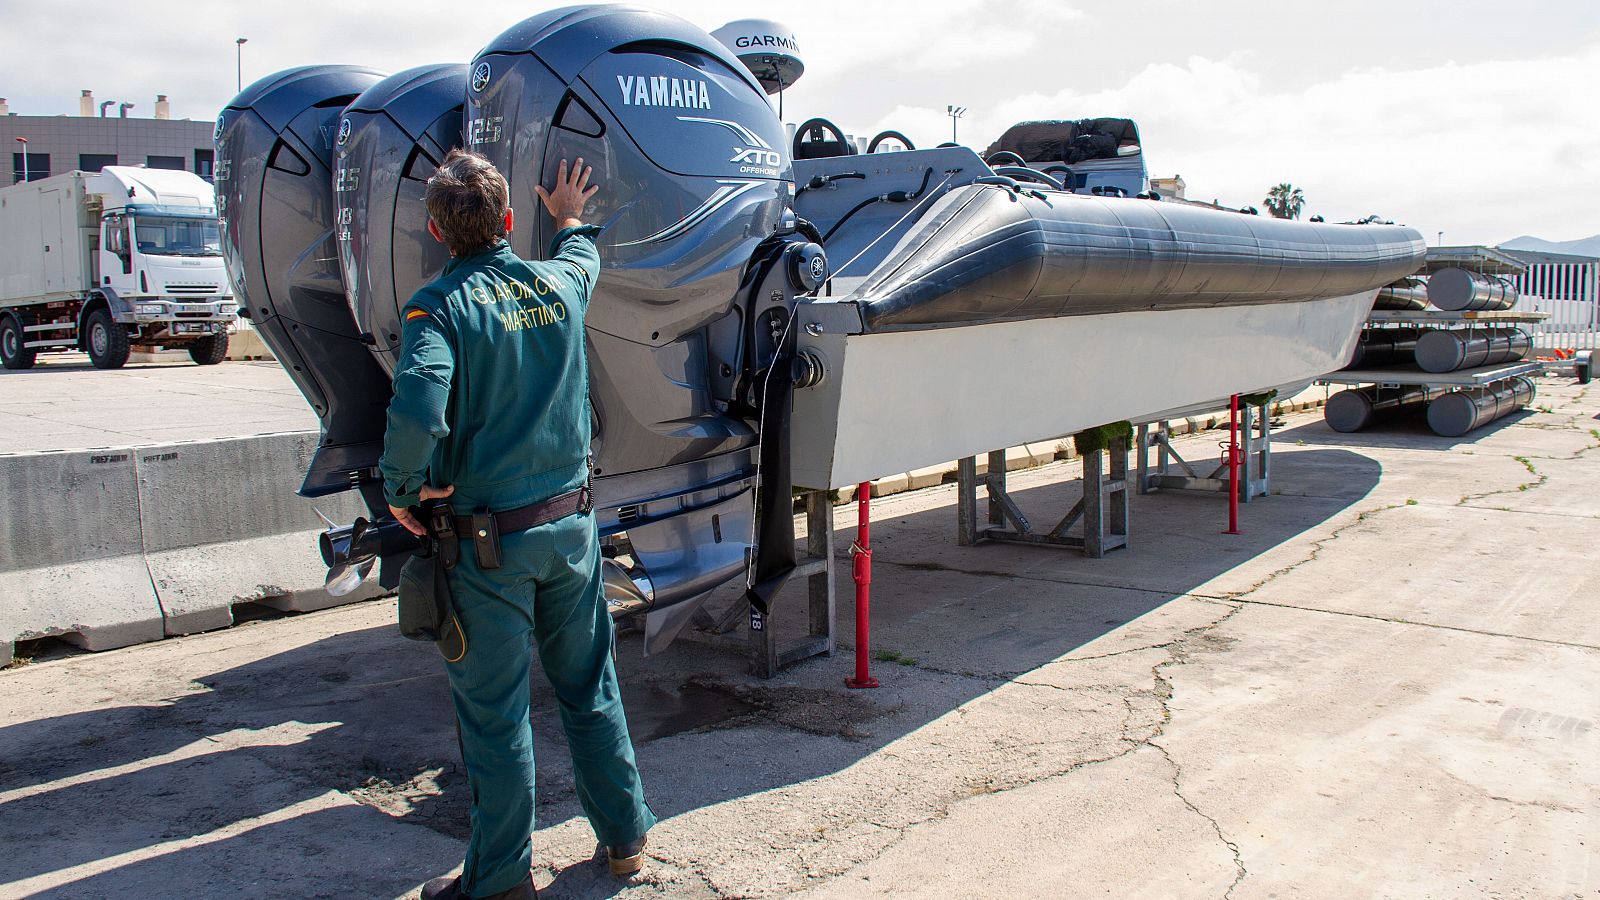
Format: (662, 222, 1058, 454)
(380, 226, 602, 512)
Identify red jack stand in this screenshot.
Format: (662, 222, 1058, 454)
(1224, 393, 1242, 535)
(846, 481, 879, 689)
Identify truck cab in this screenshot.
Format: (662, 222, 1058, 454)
(91, 168, 236, 351)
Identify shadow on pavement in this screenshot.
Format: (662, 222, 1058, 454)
(0, 447, 1381, 897)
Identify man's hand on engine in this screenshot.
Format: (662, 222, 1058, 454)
(390, 484, 455, 537)
(535, 158, 599, 231)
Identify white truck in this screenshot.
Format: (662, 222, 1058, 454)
(0, 166, 237, 369)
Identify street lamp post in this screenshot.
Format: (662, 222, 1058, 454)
(14, 137, 27, 184)
(946, 105, 966, 144)
(236, 38, 248, 92)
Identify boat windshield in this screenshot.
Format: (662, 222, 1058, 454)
(132, 215, 221, 257)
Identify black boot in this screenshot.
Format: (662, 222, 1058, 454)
(421, 874, 537, 899)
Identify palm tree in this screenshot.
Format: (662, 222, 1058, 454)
(1263, 183, 1305, 220)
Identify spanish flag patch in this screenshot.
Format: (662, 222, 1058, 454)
(405, 309, 429, 322)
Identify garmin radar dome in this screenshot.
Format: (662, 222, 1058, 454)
(710, 19, 804, 94)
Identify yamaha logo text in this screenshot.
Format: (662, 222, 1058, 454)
(617, 75, 711, 109)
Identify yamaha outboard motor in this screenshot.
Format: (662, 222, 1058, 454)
(464, 5, 790, 480)
(215, 65, 391, 500)
(335, 64, 466, 371)
(219, 8, 828, 650)
(449, 5, 811, 648)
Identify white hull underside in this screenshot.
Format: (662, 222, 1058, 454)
(792, 290, 1373, 490)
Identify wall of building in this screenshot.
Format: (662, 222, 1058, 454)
(3, 115, 216, 184)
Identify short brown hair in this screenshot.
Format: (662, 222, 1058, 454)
(425, 149, 510, 256)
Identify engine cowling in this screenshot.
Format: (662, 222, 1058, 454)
(466, 5, 792, 478)
(215, 64, 392, 497)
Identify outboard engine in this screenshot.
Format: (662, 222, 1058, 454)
(218, 7, 828, 651)
(215, 65, 391, 500)
(336, 64, 467, 371)
(464, 5, 792, 482)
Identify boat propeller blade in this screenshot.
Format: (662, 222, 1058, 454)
(325, 557, 376, 596)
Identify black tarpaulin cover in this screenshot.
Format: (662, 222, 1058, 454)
(984, 118, 1141, 164)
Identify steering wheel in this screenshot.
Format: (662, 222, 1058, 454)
(793, 118, 855, 159)
(986, 151, 1027, 167)
(867, 130, 916, 153)
(992, 166, 1064, 191)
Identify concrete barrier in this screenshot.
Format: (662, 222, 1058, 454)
(0, 449, 164, 660)
(2, 431, 388, 663)
(135, 433, 384, 636)
(224, 325, 275, 361)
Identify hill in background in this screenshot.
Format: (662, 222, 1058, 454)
(1500, 234, 1600, 259)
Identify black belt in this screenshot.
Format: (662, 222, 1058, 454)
(453, 486, 592, 541)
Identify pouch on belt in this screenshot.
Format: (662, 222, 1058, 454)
(397, 498, 468, 662)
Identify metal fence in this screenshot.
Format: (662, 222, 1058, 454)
(1513, 262, 1600, 351)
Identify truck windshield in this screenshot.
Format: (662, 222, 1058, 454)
(132, 216, 221, 257)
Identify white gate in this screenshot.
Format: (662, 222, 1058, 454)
(1513, 262, 1600, 352)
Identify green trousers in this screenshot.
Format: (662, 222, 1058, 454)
(442, 508, 655, 897)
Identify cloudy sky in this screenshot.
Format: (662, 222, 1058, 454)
(4, 0, 1595, 245)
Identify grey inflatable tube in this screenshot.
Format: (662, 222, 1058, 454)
(1413, 328, 1531, 373)
(1373, 277, 1428, 310)
(1325, 385, 1440, 432)
(851, 185, 1427, 331)
(1427, 267, 1517, 312)
(1346, 327, 1426, 369)
(1426, 376, 1536, 437)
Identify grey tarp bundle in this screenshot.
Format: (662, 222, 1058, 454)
(983, 118, 1140, 164)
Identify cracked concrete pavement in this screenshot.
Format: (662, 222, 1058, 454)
(1, 378, 1597, 898)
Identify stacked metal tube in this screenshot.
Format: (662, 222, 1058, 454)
(1426, 267, 1518, 312)
(1426, 376, 1536, 437)
(1325, 384, 1447, 432)
(1346, 327, 1426, 369)
(1373, 276, 1429, 311)
(1413, 327, 1532, 373)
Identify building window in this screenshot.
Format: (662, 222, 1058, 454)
(194, 148, 215, 181)
(11, 152, 49, 183)
(147, 155, 185, 171)
(80, 153, 118, 172)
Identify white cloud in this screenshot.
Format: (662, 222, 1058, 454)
(2, 0, 1594, 244)
(854, 43, 1600, 245)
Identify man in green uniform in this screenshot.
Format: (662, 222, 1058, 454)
(380, 149, 655, 900)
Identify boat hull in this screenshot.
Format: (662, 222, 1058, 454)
(792, 289, 1374, 489)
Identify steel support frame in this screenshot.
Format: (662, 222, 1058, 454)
(957, 445, 1129, 557)
(680, 489, 835, 678)
(1136, 401, 1271, 502)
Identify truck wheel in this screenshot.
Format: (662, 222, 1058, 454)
(188, 332, 230, 365)
(85, 309, 131, 370)
(1, 316, 37, 370)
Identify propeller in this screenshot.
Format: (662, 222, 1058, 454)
(325, 556, 377, 596)
(317, 514, 424, 596)
(322, 517, 376, 596)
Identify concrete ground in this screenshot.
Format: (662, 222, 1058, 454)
(0, 355, 315, 453)
(1, 377, 1596, 899)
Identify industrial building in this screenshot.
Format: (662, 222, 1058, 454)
(2, 91, 215, 184)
